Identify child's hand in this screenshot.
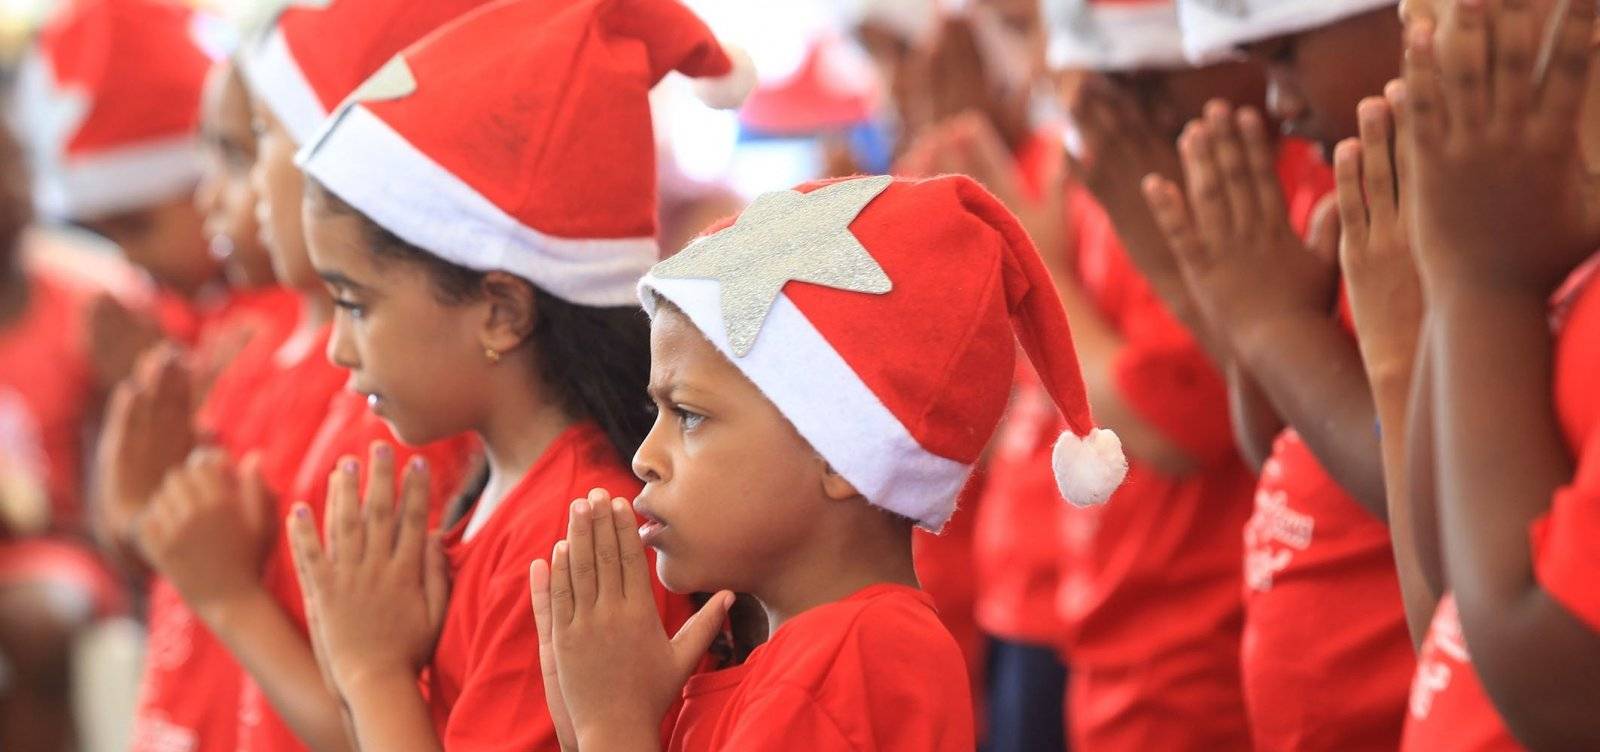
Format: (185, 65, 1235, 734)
(138, 448, 276, 620)
(1069, 75, 1183, 244)
(938, 112, 1073, 275)
(1401, 0, 1600, 293)
(1336, 94, 1424, 383)
(530, 490, 732, 750)
(1143, 101, 1342, 349)
(97, 347, 196, 552)
(86, 293, 165, 393)
(286, 445, 450, 700)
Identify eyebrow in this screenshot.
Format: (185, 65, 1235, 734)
(316, 270, 368, 291)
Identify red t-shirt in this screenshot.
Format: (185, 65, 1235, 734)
(0, 270, 95, 530)
(667, 583, 974, 750)
(912, 475, 985, 703)
(1400, 258, 1600, 752)
(425, 422, 692, 751)
(130, 326, 345, 752)
(1054, 184, 1256, 748)
(194, 287, 300, 442)
(237, 388, 479, 752)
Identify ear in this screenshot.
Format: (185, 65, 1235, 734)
(478, 271, 537, 356)
(817, 457, 862, 502)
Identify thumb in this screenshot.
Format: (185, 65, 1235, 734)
(1306, 195, 1342, 271)
(424, 532, 451, 629)
(668, 590, 733, 681)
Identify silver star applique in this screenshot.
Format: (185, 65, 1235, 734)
(299, 55, 417, 162)
(652, 175, 895, 357)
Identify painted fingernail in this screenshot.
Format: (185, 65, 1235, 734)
(342, 458, 358, 473)
(375, 444, 393, 461)
(295, 505, 310, 519)
(410, 456, 425, 471)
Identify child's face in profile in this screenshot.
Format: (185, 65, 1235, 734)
(304, 201, 495, 445)
(196, 64, 273, 289)
(250, 101, 318, 291)
(82, 196, 216, 295)
(1243, 7, 1403, 156)
(632, 306, 835, 595)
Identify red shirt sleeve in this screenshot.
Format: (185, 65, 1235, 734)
(1531, 437, 1600, 633)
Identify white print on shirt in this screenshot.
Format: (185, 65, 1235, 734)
(1410, 600, 1469, 720)
(236, 677, 263, 747)
(1243, 456, 1316, 592)
(128, 712, 197, 752)
(146, 592, 196, 672)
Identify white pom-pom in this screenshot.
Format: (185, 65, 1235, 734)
(692, 45, 757, 110)
(1052, 428, 1128, 508)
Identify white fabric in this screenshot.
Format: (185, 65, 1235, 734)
(238, 24, 328, 146)
(1175, 0, 1397, 63)
(33, 136, 202, 221)
(1044, 0, 1191, 71)
(299, 104, 658, 308)
(640, 274, 972, 531)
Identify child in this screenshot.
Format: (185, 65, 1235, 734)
(1139, 0, 1417, 748)
(1393, 1, 1600, 748)
(281, 0, 747, 748)
(124, 2, 490, 750)
(530, 170, 1126, 749)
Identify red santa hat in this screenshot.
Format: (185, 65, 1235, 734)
(297, 0, 753, 307)
(238, 0, 491, 148)
(639, 174, 1127, 531)
(8, 0, 216, 221)
(740, 34, 878, 136)
(1175, 0, 1396, 63)
(1043, 0, 1190, 70)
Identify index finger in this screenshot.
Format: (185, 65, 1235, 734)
(611, 497, 653, 601)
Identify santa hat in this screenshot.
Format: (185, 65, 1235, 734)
(639, 174, 1127, 531)
(740, 34, 878, 136)
(849, 0, 939, 43)
(1043, 0, 1190, 71)
(298, 0, 754, 307)
(1174, 0, 1396, 63)
(8, 0, 216, 221)
(238, 0, 490, 148)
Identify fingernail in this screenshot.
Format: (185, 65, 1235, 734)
(555, 541, 568, 556)
(342, 458, 358, 474)
(375, 444, 392, 461)
(572, 499, 587, 516)
(612, 499, 626, 514)
(295, 505, 310, 519)
(410, 456, 425, 471)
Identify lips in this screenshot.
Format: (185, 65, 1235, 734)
(633, 497, 667, 547)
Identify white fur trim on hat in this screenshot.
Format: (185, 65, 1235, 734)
(1176, 0, 1397, 63)
(640, 274, 972, 531)
(691, 45, 758, 110)
(33, 136, 202, 221)
(1045, 0, 1190, 71)
(299, 104, 658, 307)
(1052, 427, 1127, 507)
(238, 24, 328, 146)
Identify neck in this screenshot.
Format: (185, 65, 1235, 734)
(476, 368, 575, 504)
(754, 509, 920, 635)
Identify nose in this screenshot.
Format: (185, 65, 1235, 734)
(326, 314, 360, 370)
(1264, 67, 1308, 132)
(631, 414, 668, 484)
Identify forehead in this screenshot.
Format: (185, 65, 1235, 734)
(648, 307, 748, 389)
(305, 201, 379, 274)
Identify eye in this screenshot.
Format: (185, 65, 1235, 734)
(333, 298, 366, 320)
(673, 405, 705, 431)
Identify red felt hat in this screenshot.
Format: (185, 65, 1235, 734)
(238, 0, 491, 147)
(9, 0, 215, 220)
(1043, 0, 1190, 70)
(639, 174, 1127, 530)
(739, 34, 877, 136)
(298, 0, 754, 307)
(1175, 0, 1396, 63)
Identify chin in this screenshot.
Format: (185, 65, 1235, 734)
(654, 555, 708, 595)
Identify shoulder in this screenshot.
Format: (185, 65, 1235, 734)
(754, 585, 967, 694)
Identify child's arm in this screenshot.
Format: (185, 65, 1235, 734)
(530, 491, 730, 752)
(138, 449, 354, 751)
(1332, 97, 1437, 645)
(286, 451, 449, 752)
(1143, 105, 1390, 519)
(1403, 1, 1600, 744)
(94, 346, 195, 573)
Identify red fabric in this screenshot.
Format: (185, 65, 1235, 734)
(237, 389, 479, 752)
(271, 0, 489, 120)
(1400, 257, 1600, 752)
(364, 0, 732, 241)
(130, 326, 345, 752)
(0, 270, 95, 530)
(1053, 186, 1253, 749)
(194, 288, 300, 451)
(912, 475, 986, 709)
(666, 664, 750, 752)
(0, 536, 125, 615)
(425, 422, 692, 751)
(974, 368, 1066, 645)
(668, 583, 975, 751)
(34, 0, 208, 156)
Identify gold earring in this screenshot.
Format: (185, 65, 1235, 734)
(485, 347, 501, 364)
